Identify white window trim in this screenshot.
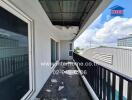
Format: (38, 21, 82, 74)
(0, 0, 35, 100)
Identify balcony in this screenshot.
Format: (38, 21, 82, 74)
(36, 60, 92, 100)
(0, 0, 132, 100)
(35, 52, 132, 100)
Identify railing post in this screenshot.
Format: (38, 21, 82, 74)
(107, 71, 111, 100)
(119, 77, 123, 100)
(102, 68, 106, 100)
(112, 73, 116, 100)
(127, 82, 132, 100)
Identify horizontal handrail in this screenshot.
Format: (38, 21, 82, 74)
(73, 52, 132, 82)
(73, 52, 132, 100)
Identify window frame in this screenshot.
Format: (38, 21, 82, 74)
(0, 1, 35, 100)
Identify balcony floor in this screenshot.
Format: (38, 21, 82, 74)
(37, 61, 92, 100)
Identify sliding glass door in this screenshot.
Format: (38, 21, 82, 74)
(0, 6, 29, 100)
(51, 39, 59, 66)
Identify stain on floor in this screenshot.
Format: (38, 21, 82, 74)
(37, 61, 92, 100)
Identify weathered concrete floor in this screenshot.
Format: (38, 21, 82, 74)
(37, 61, 92, 100)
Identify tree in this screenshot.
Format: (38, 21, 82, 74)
(74, 47, 81, 53)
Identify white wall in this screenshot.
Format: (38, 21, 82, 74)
(60, 40, 73, 60)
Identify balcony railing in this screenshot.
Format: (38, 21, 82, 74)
(73, 52, 132, 100)
(0, 54, 28, 79)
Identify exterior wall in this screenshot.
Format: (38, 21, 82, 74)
(60, 40, 73, 60)
(118, 36, 132, 47)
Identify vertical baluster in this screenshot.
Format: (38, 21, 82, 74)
(86, 61, 90, 82)
(95, 65, 98, 95)
(9, 57, 11, 73)
(6, 57, 8, 75)
(103, 69, 106, 100)
(0, 59, 2, 78)
(93, 65, 96, 92)
(13, 56, 15, 73)
(127, 82, 132, 100)
(89, 64, 92, 86)
(97, 65, 100, 97)
(3, 58, 5, 77)
(93, 65, 95, 91)
(16, 56, 18, 71)
(119, 77, 123, 100)
(99, 67, 103, 99)
(4, 57, 6, 76)
(7, 57, 9, 75)
(11, 56, 13, 73)
(112, 73, 116, 100)
(107, 71, 111, 100)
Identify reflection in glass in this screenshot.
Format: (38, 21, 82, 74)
(0, 7, 29, 100)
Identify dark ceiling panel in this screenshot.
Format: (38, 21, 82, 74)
(39, 0, 102, 27)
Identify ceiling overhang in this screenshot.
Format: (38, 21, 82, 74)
(39, 0, 102, 28)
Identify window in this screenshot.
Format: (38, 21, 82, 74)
(70, 43, 72, 50)
(56, 42, 59, 60)
(51, 39, 56, 64)
(69, 51, 73, 56)
(0, 1, 34, 100)
(51, 39, 59, 65)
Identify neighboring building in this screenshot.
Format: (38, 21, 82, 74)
(0, 35, 19, 47)
(118, 35, 132, 47)
(82, 46, 132, 99)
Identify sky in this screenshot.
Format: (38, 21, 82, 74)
(74, 0, 132, 49)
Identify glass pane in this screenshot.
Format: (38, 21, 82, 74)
(56, 42, 58, 60)
(70, 43, 72, 50)
(0, 7, 29, 100)
(69, 51, 73, 56)
(51, 39, 56, 64)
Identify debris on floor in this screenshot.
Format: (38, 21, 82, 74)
(58, 86, 64, 91)
(61, 98, 67, 100)
(37, 61, 91, 100)
(61, 82, 64, 85)
(45, 89, 51, 92)
(51, 79, 58, 83)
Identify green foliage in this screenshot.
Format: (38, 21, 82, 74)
(74, 47, 83, 53)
